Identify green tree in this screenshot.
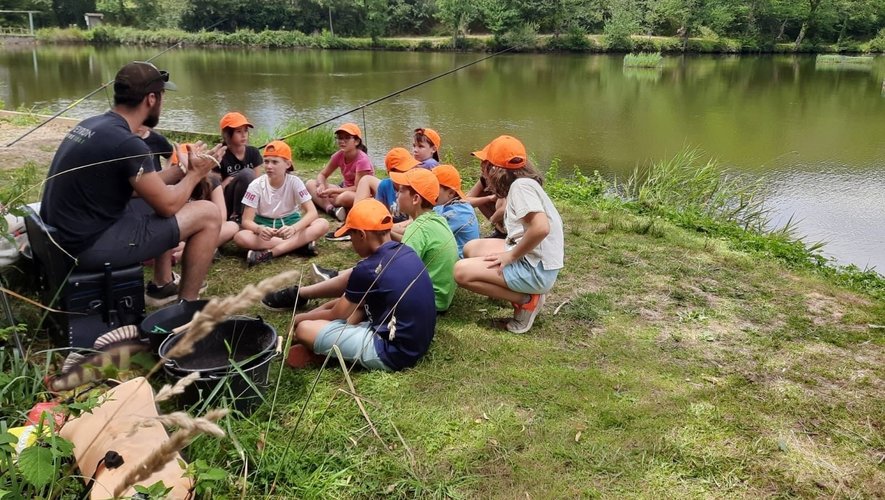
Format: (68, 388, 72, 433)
(436, 0, 481, 46)
(604, 0, 639, 49)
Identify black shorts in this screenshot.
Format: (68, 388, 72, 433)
(76, 199, 180, 270)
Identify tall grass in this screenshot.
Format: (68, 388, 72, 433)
(251, 121, 337, 161)
(815, 54, 874, 65)
(623, 52, 664, 68)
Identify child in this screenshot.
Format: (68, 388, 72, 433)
(233, 141, 330, 266)
(306, 123, 374, 229)
(412, 127, 441, 169)
(454, 135, 564, 334)
(287, 198, 437, 372)
(353, 128, 441, 212)
(355, 147, 418, 222)
(262, 168, 459, 314)
(218, 112, 263, 222)
(432, 164, 480, 258)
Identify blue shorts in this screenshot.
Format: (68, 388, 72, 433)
(313, 320, 391, 371)
(502, 257, 559, 295)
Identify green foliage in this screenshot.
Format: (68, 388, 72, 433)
(133, 480, 173, 497)
(546, 26, 593, 51)
(251, 122, 337, 161)
(623, 51, 663, 67)
(869, 27, 885, 52)
(603, 0, 639, 50)
(815, 54, 874, 65)
(185, 458, 229, 496)
(491, 22, 539, 51)
(545, 159, 608, 203)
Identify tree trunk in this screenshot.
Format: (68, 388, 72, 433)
(328, 6, 333, 36)
(836, 16, 848, 47)
(776, 19, 787, 40)
(794, 21, 807, 48)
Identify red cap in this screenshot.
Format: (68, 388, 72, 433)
(414, 127, 441, 149)
(384, 147, 419, 173)
(334, 199, 393, 237)
(220, 112, 253, 131)
(389, 168, 440, 206)
(263, 140, 292, 161)
(471, 135, 527, 169)
(335, 123, 362, 140)
(432, 164, 466, 199)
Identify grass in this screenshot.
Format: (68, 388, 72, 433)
(2, 134, 884, 497)
(251, 121, 338, 161)
(623, 52, 664, 68)
(815, 54, 875, 65)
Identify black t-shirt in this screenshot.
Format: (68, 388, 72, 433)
(40, 111, 154, 255)
(142, 129, 173, 171)
(218, 146, 262, 179)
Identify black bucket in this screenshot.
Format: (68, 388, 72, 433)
(158, 315, 279, 414)
(140, 300, 209, 353)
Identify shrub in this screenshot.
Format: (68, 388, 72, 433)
(546, 26, 591, 52)
(623, 52, 663, 67)
(490, 22, 538, 52)
(869, 28, 885, 52)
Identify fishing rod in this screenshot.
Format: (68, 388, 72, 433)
(265, 46, 515, 147)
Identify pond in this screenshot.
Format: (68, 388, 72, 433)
(1, 45, 883, 272)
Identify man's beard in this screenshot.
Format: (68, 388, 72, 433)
(142, 99, 161, 128)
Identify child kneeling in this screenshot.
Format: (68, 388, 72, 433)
(289, 199, 437, 371)
(234, 141, 329, 266)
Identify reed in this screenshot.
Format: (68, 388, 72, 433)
(815, 54, 874, 65)
(251, 121, 337, 161)
(623, 52, 664, 68)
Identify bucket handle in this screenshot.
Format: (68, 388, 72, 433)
(276, 336, 283, 355)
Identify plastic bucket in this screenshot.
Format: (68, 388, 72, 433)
(139, 300, 209, 353)
(158, 316, 279, 414)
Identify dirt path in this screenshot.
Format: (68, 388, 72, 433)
(0, 112, 77, 169)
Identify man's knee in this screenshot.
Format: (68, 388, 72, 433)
(177, 200, 221, 234)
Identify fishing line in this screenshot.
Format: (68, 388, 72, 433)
(264, 46, 515, 147)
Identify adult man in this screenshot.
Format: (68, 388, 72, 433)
(40, 61, 223, 302)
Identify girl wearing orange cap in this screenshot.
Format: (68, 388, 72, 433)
(454, 135, 564, 334)
(218, 112, 263, 223)
(305, 123, 375, 231)
(234, 141, 330, 266)
(412, 127, 441, 168)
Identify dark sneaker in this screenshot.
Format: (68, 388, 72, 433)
(325, 230, 351, 242)
(171, 271, 209, 296)
(247, 249, 273, 267)
(486, 228, 507, 239)
(293, 241, 318, 257)
(261, 285, 309, 311)
(311, 263, 338, 282)
(507, 294, 546, 334)
(145, 279, 179, 307)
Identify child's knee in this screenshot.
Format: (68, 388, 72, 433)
(453, 260, 470, 285)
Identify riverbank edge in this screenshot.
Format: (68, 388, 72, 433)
(27, 26, 885, 54)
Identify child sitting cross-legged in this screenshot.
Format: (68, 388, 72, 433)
(234, 141, 330, 266)
(286, 199, 437, 371)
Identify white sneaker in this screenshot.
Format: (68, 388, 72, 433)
(507, 294, 545, 334)
(334, 206, 347, 222)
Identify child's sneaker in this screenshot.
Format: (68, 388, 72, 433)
(325, 229, 351, 242)
(286, 344, 325, 368)
(145, 279, 179, 307)
(293, 241, 318, 257)
(507, 294, 545, 334)
(247, 249, 273, 267)
(261, 285, 309, 311)
(311, 263, 339, 282)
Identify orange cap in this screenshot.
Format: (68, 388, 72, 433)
(414, 127, 441, 149)
(334, 199, 393, 237)
(471, 135, 527, 169)
(389, 168, 440, 206)
(384, 147, 419, 173)
(263, 140, 292, 161)
(169, 142, 192, 165)
(335, 122, 362, 140)
(220, 112, 253, 130)
(432, 164, 466, 200)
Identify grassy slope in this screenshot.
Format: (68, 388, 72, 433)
(1, 124, 882, 497)
(190, 162, 884, 498)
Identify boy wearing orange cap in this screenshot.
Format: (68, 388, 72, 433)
(432, 164, 480, 258)
(218, 112, 263, 223)
(233, 141, 330, 266)
(354, 147, 419, 222)
(389, 167, 458, 311)
(455, 135, 563, 334)
(412, 127, 441, 168)
(287, 199, 437, 371)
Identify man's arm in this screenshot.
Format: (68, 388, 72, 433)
(132, 142, 225, 217)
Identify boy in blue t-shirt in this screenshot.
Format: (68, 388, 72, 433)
(288, 199, 437, 371)
(432, 164, 480, 258)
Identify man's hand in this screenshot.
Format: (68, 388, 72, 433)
(187, 142, 226, 177)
